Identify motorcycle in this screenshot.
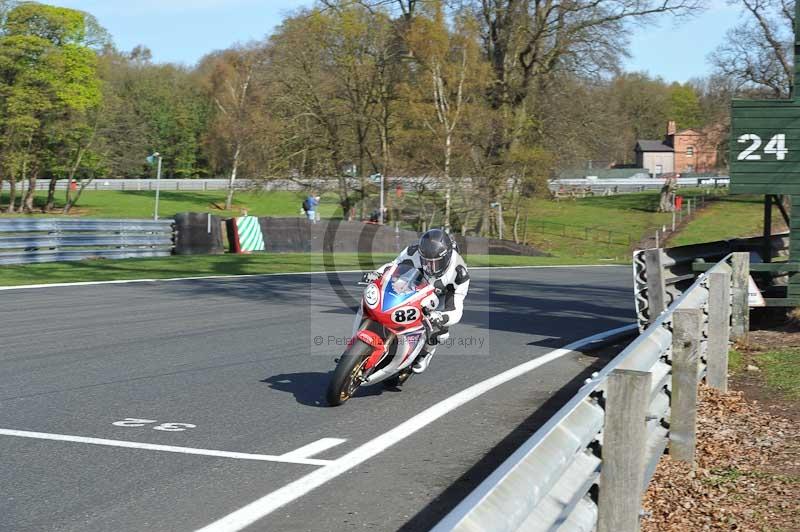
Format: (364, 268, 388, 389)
(326, 262, 439, 406)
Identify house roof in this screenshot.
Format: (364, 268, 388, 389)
(636, 140, 673, 152)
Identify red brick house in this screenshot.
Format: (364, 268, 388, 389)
(635, 121, 721, 176)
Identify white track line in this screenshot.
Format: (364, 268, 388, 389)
(195, 324, 635, 532)
(0, 429, 333, 466)
(279, 438, 346, 460)
(0, 264, 621, 292)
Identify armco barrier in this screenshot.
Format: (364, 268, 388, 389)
(550, 176, 729, 195)
(433, 253, 745, 532)
(0, 219, 174, 265)
(633, 233, 789, 328)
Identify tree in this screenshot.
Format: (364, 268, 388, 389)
(199, 45, 266, 210)
(668, 83, 703, 130)
(0, 3, 103, 213)
(267, 7, 385, 218)
(405, 2, 486, 230)
(710, 0, 794, 98)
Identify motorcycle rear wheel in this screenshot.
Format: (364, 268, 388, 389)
(327, 340, 373, 406)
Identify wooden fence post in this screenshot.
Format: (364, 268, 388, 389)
(670, 307, 703, 463)
(707, 271, 732, 392)
(598, 369, 652, 532)
(644, 248, 667, 324)
(731, 252, 750, 341)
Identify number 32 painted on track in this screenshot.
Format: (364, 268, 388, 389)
(112, 418, 196, 431)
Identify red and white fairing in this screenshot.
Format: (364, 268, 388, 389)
(355, 262, 438, 384)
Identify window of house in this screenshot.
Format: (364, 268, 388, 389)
(687, 146, 694, 156)
(686, 165, 695, 173)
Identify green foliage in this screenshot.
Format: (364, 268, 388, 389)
(668, 83, 703, 130)
(0, 1, 728, 224)
(0, 2, 104, 212)
(4, 3, 87, 45)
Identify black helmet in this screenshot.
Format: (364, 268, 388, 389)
(419, 228, 453, 277)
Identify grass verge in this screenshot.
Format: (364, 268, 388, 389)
(519, 188, 723, 261)
(0, 190, 343, 219)
(730, 345, 800, 401)
(755, 349, 800, 400)
(0, 252, 609, 287)
(668, 195, 768, 247)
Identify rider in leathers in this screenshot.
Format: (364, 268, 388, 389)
(357, 229, 470, 374)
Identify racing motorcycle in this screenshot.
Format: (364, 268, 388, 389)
(326, 262, 439, 406)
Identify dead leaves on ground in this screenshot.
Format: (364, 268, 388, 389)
(641, 386, 799, 532)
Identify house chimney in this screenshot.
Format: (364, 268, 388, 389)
(667, 120, 677, 137)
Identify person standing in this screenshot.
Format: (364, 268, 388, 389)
(304, 194, 319, 223)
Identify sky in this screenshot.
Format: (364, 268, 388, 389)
(44, 0, 746, 83)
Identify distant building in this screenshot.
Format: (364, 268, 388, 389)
(635, 121, 720, 176)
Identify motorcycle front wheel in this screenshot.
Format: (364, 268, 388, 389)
(326, 340, 373, 406)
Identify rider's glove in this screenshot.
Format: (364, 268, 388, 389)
(362, 271, 381, 283)
(429, 311, 445, 329)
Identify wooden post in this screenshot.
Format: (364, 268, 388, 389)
(790, 195, 800, 300)
(707, 271, 731, 392)
(730, 252, 750, 341)
(644, 249, 667, 323)
(598, 369, 652, 532)
(670, 307, 703, 463)
(763, 195, 773, 263)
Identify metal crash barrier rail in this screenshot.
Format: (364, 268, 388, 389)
(433, 253, 748, 532)
(634, 233, 790, 328)
(0, 219, 175, 265)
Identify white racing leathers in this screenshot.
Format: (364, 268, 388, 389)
(353, 245, 470, 353)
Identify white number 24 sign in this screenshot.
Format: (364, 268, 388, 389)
(737, 133, 788, 161)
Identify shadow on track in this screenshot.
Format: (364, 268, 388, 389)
(261, 371, 385, 407)
(154, 271, 633, 345)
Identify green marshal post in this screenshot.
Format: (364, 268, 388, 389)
(728, 3, 800, 306)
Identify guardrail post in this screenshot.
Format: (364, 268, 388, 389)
(644, 248, 667, 323)
(598, 369, 651, 532)
(707, 270, 732, 392)
(731, 252, 750, 341)
(670, 307, 703, 463)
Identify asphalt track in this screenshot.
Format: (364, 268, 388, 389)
(0, 266, 633, 532)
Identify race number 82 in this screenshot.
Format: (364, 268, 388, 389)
(737, 133, 788, 161)
(392, 308, 418, 323)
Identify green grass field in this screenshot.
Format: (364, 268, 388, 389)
(0, 189, 342, 219)
(518, 188, 725, 261)
(668, 195, 767, 247)
(0, 252, 603, 287)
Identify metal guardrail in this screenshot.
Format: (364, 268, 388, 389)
(633, 233, 790, 327)
(23, 179, 245, 192)
(20, 177, 516, 193)
(0, 219, 174, 265)
(550, 176, 729, 195)
(433, 252, 746, 532)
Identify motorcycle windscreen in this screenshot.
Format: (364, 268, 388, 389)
(381, 263, 426, 311)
